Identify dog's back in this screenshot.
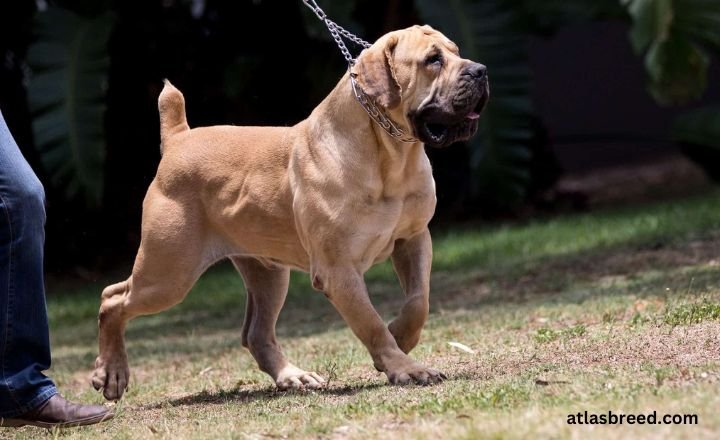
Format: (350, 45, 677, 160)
(153, 81, 307, 266)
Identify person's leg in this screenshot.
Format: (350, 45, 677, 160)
(0, 109, 57, 417)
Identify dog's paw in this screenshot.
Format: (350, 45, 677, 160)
(91, 356, 130, 401)
(386, 361, 446, 386)
(275, 364, 326, 390)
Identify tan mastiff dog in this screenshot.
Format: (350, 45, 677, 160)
(92, 25, 489, 400)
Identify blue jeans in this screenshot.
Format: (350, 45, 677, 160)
(0, 109, 57, 417)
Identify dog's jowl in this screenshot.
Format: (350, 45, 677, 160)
(92, 25, 489, 400)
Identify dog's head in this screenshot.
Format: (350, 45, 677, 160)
(353, 25, 489, 148)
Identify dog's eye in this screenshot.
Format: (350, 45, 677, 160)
(425, 53, 443, 67)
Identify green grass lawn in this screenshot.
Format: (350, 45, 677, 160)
(6, 190, 720, 439)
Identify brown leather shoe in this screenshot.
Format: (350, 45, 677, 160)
(0, 394, 113, 428)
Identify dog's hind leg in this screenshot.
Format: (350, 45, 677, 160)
(232, 256, 325, 390)
(92, 192, 207, 401)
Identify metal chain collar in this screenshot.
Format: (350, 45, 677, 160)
(350, 76, 419, 143)
(301, 0, 418, 143)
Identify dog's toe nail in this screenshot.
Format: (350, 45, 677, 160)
(397, 374, 411, 385)
(309, 372, 326, 384)
(91, 375, 105, 391)
(289, 377, 304, 389)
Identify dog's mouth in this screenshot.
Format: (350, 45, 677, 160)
(420, 103, 483, 145)
(413, 80, 489, 148)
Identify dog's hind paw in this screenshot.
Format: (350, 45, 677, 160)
(274, 364, 326, 390)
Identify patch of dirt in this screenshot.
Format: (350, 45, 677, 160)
(556, 153, 713, 209)
(423, 320, 720, 390)
(539, 321, 720, 371)
(426, 232, 720, 384)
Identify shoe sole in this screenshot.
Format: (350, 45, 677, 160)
(1, 412, 113, 429)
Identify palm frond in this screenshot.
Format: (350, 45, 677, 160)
(27, 7, 113, 207)
(623, 0, 720, 105)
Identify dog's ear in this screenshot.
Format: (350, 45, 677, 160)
(354, 35, 401, 109)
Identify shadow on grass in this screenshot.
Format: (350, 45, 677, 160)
(143, 382, 385, 409)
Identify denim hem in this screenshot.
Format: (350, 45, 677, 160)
(0, 385, 56, 418)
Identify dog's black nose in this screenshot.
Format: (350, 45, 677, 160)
(464, 63, 487, 80)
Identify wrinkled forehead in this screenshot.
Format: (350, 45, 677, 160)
(395, 25, 460, 57)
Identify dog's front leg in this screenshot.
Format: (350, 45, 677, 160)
(318, 265, 444, 385)
(389, 228, 431, 354)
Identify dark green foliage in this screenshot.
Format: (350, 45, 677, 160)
(623, 0, 720, 105)
(507, 0, 626, 35)
(673, 105, 720, 181)
(27, 7, 113, 207)
(619, 0, 720, 180)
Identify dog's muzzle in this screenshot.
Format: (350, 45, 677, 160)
(411, 63, 490, 148)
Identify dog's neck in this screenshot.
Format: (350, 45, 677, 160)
(307, 72, 426, 184)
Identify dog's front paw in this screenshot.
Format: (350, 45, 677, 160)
(386, 360, 446, 386)
(275, 364, 326, 390)
(91, 356, 129, 401)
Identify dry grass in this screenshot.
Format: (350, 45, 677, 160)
(3, 192, 720, 439)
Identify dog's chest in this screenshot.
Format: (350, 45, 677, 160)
(293, 144, 436, 269)
(394, 186, 436, 233)
(356, 179, 436, 264)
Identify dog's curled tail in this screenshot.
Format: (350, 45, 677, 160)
(158, 79, 190, 152)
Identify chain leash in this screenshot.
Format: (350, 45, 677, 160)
(302, 0, 371, 65)
(301, 0, 418, 143)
